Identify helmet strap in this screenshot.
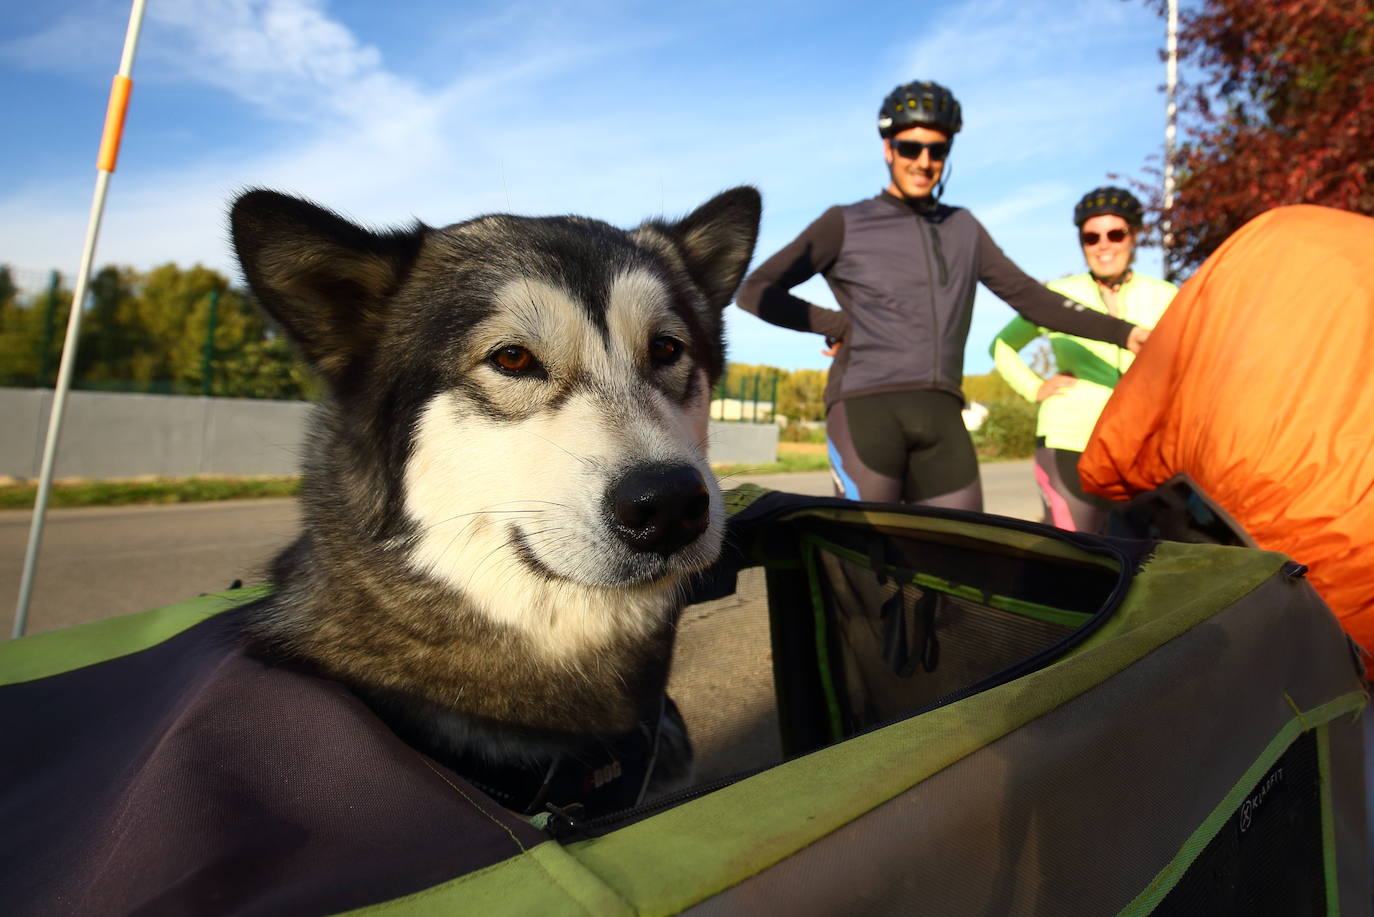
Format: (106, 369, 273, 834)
(932, 159, 952, 204)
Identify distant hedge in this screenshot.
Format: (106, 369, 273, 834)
(970, 399, 1037, 459)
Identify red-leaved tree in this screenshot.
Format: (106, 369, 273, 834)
(1145, 0, 1374, 276)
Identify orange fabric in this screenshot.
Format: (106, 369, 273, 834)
(1081, 205, 1374, 654)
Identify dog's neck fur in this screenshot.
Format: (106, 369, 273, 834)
(248, 427, 683, 764)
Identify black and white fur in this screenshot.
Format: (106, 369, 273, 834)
(229, 187, 760, 811)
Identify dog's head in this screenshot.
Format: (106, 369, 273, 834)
(230, 189, 760, 653)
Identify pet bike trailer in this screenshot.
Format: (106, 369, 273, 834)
(1, 486, 1367, 915)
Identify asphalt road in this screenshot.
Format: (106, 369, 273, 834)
(0, 460, 1044, 781)
(0, 460, 1041, 637)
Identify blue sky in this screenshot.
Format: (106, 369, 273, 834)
(0, 0, 1175, 374)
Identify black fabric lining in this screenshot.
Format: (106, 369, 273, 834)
(1153, 730, 1326, 916)
(0, 610, 544, 916)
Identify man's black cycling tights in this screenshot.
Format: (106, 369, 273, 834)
(825, 389, 983, 511)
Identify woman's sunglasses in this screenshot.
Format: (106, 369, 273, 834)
(1080, 228, 1130, 246)
(891, 139, 952, 161)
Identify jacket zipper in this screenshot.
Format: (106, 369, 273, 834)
(914, 214, 942, 388)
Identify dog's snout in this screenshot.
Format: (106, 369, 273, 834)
(608, 464, 711, 555)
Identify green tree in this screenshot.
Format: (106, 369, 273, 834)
(0, 266, 15, 313)
(0, 262, 321, 399)
(776, 368, 827, 422)
(76, 265, 142, 385)
(961, 371, 1021, 406)
(0, 272, 73, 387)
(213, 320, 322, 400)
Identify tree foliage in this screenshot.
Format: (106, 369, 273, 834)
(0, 262, 318, 399)
(1146, 0, 1374, 273)
(777, 368, 828, 422)
(0, 272, 72, 385)
(713, 362, 831, 422)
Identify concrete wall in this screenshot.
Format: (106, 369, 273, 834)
(2, 389, 313, 479)
(708, 420, 779, 467)
(1, 388, 776, 480)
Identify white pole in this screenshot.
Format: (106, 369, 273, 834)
(1162, 0, 1179, 282)
(12, 0, 149, 640)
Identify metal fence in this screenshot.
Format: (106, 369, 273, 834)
(2, 266, 789, 415)
(0, 267, 317, 400)
(711, 374, 778, 423)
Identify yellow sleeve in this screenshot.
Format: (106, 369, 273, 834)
(991, 317, 1047, 404)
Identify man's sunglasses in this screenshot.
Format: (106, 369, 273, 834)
(891, 139, 951, 161)
(1080, 228, 1130, 246)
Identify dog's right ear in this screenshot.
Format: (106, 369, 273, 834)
(230, 189, 424, 384)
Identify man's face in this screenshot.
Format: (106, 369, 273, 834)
(1079, 214, 1135, 278)
(884, 125, 950, 201)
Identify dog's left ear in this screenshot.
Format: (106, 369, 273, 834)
(640, 186, 762, 312)
(230, 189, 425, 386)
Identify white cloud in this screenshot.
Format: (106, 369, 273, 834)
(972, 180, 1069, 229)
(0, 2, 127, 76)
(0, 0, 1173, 375)
(145, 0, 427, 126)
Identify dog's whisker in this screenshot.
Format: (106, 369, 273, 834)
(519, 429, 596, 469)
(418, 507, 543, 539)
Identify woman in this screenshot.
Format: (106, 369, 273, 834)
(990, 186, 1176, 532)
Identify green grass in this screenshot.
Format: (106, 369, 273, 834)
(3, 434, 1027, 509)
(712, 442, 831, 479)
(2, 425, 1031, 511)
(0, 476, 300, 510)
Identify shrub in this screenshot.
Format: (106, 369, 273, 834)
(779, 422, 827, 444)
(971, 400, 1037, 459)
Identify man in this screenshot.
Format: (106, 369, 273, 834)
(736, 80, 1148, 510)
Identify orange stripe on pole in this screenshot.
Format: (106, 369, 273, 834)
(96, 74, 133, 173)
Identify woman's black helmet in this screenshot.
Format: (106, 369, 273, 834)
(878, 81, 962, 138)
(1074, 186, 1145, 228)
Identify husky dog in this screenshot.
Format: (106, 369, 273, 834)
(229, 187, 760, 817)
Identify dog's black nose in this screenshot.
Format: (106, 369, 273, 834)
(608, 464, 711, 555)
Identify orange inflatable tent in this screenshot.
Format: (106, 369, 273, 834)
(1081, 205, 1374, 656)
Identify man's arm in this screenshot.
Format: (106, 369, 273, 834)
(736, 206, 850, 341)
(974, 221, 1137, 349)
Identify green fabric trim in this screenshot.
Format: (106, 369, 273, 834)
(1116, 691, 1367, 916)
(530, 543, 1289, 914)
(354, 541, 1289, 915)
(1318, 723, 1339, 915)
(775, 506, 1122, 571)
(802, 539, 845, 742)
(987, 595, 1092, 629)
(339, 839, 634, 916)
(722, 484, 769, 516)
(804, 532, 1090, 628)
(0, 585, 270, 687)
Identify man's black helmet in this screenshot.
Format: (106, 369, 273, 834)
(878, 81, 962, 138)
(1073, 186, 1145, 228)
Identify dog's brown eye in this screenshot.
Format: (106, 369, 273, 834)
(649, 336, 683, 366)
(492, 345, 535, 374)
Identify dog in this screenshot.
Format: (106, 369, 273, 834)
(228, 186, 760, 820)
